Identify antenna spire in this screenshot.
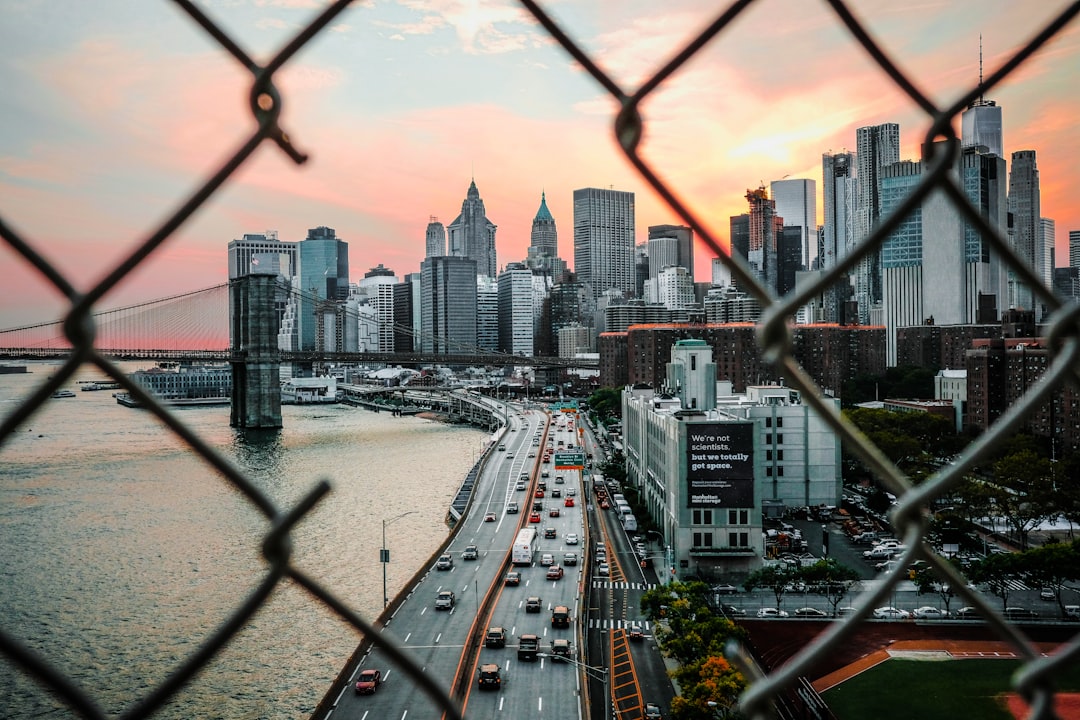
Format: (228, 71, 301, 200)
(979, 34, 984, 103)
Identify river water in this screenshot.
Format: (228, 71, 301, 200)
(0, 362, 488, 719)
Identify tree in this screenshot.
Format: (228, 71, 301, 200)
(670, 655, 746, 720)
(968, 551, 1024, 611)
(586, 386, 622, 424)
(598, 450, 627, 486)
(800, 559, 861, 616)
(1021, 541, 1080, 618)
(743, 565, 800, 611)
(989, 450, 1056, 550)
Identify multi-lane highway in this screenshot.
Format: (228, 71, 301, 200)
(319, 405, 673, 720)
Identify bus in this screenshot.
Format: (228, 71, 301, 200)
(511, 528, 538, 565)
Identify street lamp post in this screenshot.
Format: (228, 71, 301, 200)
(381, 510, 417, 608)
(537, 653, 609, 720)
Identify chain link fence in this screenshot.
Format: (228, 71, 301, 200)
(2, 1, 1079, 718)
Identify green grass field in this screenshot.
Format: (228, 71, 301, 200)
(822, 658, 1080, 720)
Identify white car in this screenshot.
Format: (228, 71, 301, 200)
(540, 553, 554, 566)
(597, 562, 610, 577)
(912, 606, 948, 619)
(756, 608, 789, 618)
(565, 533, 579, 545)
(872, 606, 910, 620)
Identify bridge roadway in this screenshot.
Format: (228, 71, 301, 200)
(325, 408, 590, 720)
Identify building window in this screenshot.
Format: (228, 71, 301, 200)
(693, 532, 714, 548)
(728, 509, 749, 525)
(765, 417, 772, 428)
(691, 355, 697, 371)
(691, 509, 713, 525)
(777, 466, 784, 477)
(776, 433, 783, 444)
(766, 466, 772, 477)
(765, 433, 772, 445)
(776, 417, 783, 428)
(728, 532, 750, 547)
(765, 450, 772, 461)
(777, 450, 784, 461)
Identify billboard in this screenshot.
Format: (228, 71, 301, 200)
(686, 422, 754, 507)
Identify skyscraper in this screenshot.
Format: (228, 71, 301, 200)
(1070, 229, 1080, 267)
(425, 217, 447, 258)
(647, 224, 694, 280)
(498, 262, 535, 356)
(573, 187, 636, 301)
(822, 152, 857, 322)
(855, 123, 901, 322)
(297, 226, 349, 351)
(1007, 150, 1042, 315)
(448, 179, 497, 278)
(419, 255, 478, 353)
(961, 38, 1004, 158)
(745, 186, 784, 296)
(530, 192, 557, 258)
(770, 179, 816, 270)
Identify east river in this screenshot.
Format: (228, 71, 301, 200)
(0, 362, 488, 719)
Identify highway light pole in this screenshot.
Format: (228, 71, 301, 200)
(381, 510, 417, 608)
(537, 653, 609, 720)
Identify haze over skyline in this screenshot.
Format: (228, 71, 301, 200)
(2, 0, 1078, 329)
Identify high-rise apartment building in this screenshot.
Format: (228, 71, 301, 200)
(297, 226, 349, 352)
(1007, 150, 1042, 316)
(745, 187, 784, 296)
(573, 188, 636, 301)
(419, 255, 478, 353)
(855, 123, 901, 322)
(425, 217, 447, 258)
(448, 179, 497, 278)
(476, 276, 499, 353)
(770, 179, 816, 270)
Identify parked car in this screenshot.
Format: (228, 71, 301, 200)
(912, 606, 948, 619)
(872, 607, 910, 620)
(1040, 587, 1055, 601)
(793, 607, 828, 618)
(713, 584, 739, 595)
(956, 606, 982, 620)
(355, 668, 382, 694)
(719, 604, 747, 617)
(756, 608, 789, 618)
(1004, 607, 1039, 621)
(435, 553, 453, 570)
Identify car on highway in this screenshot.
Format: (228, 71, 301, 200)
(645, 702, 663, 719)
(540, 553, 555, 566)
(535, 489, 545, 498)
(506, 501, 519, 514)
(462, 545, 478, 560)
(565, 533, 579, 545)
(525, 596, 542, 613)
(566, 487, 576, 496)
(355, 668, 382, 694)
(435, 553, 453, 570)
(564, 497, 575, 507)
(516, 482, 527, 491)
(544, 526, 557, 538)
(563, 552, 578, 566)
(529, 512, 541, 523)
(551, 488, 562, 498)
(546, 565, 565, 580)
(756, 608, 789, 618)
(485, 626, 506, 649)
(793, 607, 828, 618)
(628, 623, 644, 641)
(912, 606, 948, 619)
(528, 451, 535, 458)
(600, 500, 610, 510)
(505, 571, 521, 586)
(597, 562, 610, 577)
(555, 475, 564, 484)
(477, 663, 502, 690)
(872, 607, 910, 620)
(483, 512, 496, 522)
(549, 508, 561, 518)
(435, 590, 455, 610)
(551, 638, 571, 661)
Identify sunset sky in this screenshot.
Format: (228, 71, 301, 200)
(1, 0, 1078, 330)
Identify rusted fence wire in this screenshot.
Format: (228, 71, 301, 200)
(2, 1, 1079, 719)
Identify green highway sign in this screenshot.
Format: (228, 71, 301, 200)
(554, 452, 585, 468)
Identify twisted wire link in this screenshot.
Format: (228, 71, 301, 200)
(519, 0, 1080, 718)
(2, 0, 1080, 718)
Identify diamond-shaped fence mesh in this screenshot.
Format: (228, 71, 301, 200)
(2, 1, 1079, 718)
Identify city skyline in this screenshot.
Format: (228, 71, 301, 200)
(2, 1, 1079, 329)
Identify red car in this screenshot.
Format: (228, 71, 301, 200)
(355, 668, 381, 694)
(529, 512, 541, 523)
(535, 489, 545, 498)
(564, 497, 575, 507)
(600, 501, 610, 510)
(549, 508, 561, 518)
(546, 566, 565, 580)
